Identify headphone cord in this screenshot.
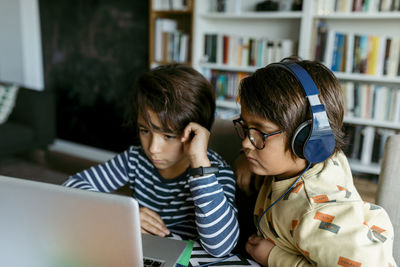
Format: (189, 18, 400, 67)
(256, 162, 312, 237)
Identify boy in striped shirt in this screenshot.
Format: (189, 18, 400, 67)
(63, 64, 239, 257)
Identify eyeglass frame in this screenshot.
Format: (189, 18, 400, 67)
(232, 118, 282, 150)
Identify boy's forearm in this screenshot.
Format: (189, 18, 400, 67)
(63, 152, 129, 192)
(189, 173, 239, 257)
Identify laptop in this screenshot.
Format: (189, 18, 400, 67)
(0, 175, 187, 267)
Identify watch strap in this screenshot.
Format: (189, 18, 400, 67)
(189, 165, 219, 177)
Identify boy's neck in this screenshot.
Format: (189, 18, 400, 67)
(274, 161, 310, 181)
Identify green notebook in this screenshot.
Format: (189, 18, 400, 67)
(176, 240, 194, 267)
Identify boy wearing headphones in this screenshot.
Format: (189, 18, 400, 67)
(234, 59, 396, 266)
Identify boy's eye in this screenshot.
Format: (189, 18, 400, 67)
(164, 134, 177, 140)
(139, 128, 149, 134)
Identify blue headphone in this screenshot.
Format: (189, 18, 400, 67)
(271, 62, 336, 164)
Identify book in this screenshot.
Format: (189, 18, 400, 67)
(366, 35, 380, 75)
(216, 34, 224, 65)
(383, 38, 392, 75)
(223, 35, 229, 65)
(324, 29, 336, 69)
(392, 89, 400, 123)
(314, 21, 328, 62)
(154, 19, 177, 61)
(281, 39, 294, 59)
(241, 36, 250, 67)
(376, 36, 387, 76)
(351, 125, 364, 159)
(352, 34, 362, 73)
(330, 32, 341, 71)
(274, 40, 282, 62)
(179, 34, 189, 63)
(373, 85, 388, 121)
(387, 37, 400, 77)
(360, 126, 375, 165)
(345, 81, 355, 116)
(345, 32, 354, 73)
(359, 34, 369, 73)
(204, 34, 218, 63)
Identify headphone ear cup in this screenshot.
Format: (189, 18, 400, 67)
(291, 120, 312, 159)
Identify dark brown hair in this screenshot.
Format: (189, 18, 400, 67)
(129, 64, 215, 135)
(238, 58, 345, 157)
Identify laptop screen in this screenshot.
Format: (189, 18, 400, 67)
(0, 175, 143, 267)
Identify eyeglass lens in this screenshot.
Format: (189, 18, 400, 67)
(234, 121, 264, 149)
(248, 129, 264, 149)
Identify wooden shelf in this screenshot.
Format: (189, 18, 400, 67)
(149, 0, 194, 68)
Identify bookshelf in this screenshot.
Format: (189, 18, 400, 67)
(193, 0, 309, 116)
(149, 0, 194, 68)
(190, 0, 400, 175)
(307, 0, 400, 174)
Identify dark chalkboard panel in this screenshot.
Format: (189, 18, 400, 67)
(39, 0, 148, 152)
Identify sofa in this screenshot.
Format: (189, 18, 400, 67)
(376, 134, 400, 264)
(0, 87, 56, 158)
(209, 118, 242, 168)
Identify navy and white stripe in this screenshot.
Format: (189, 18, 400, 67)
(63, 145, 239, 257)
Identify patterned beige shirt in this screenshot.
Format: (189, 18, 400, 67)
(254, 151, 397, 267)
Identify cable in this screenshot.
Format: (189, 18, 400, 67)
(192, 254, 240, 267)
(256, 162, 312, 237)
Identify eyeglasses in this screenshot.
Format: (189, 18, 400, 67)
(233, 118, 281, 150)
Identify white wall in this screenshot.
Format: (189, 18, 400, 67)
(0, 0, 44, 90)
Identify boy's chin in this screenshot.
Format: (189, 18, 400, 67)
(249, 165, 268, 176)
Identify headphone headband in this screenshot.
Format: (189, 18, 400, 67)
(270, 62, 336, 163)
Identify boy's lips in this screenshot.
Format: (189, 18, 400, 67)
(246, 155, 258, 163)
(151, 158, 164, 164)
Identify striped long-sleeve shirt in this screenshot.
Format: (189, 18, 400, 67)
(63, 145, 239, 257)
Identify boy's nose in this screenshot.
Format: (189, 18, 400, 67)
(242, 136, 254, 150)
(149, 136, 162, 153)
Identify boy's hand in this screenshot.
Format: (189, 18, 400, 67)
(245, 235, 275, 266)
(139, 207, 170, 237)
(181, 122, 211, 168)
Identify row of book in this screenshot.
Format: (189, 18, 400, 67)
(315, 0, 400, 14)
(203, 69, 249, 101)
(203, 33, 295, 68)
(343, 125, 398, 165)
(342, 82, 400, 123)
(314, 22, 400, 76)
(152, 0, 190, 11)
(154, 18, 190, 63)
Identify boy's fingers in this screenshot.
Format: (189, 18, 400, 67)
(181, 126, 193, 142)
(141, 207, 164, 225)
(141, 220, 168, 237)
(141, 216, 170, 236)
(140, 208, 170, 236)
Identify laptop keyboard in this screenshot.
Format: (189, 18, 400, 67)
(143, 257, 164, 267)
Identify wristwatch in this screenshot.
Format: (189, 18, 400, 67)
(189, 165, 219, 177)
